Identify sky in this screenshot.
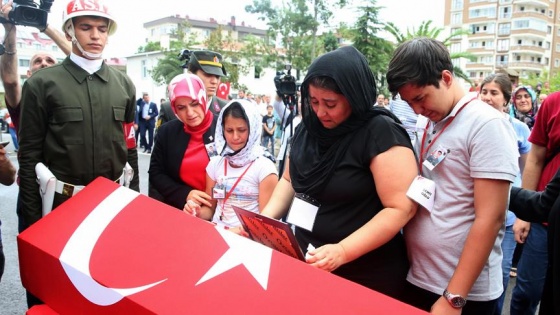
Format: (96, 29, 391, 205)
(44, 0, 444, 58)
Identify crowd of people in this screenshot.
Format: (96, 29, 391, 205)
(0, 1, 559, 314)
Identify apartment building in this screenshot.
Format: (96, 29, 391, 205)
(445, 0, 560, 82)
(126, 15, 279, 101)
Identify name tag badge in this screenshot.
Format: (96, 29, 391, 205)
(286, 193, 320, 232)
(423, 145, 448, 171)
(406, 175, 436, 212)
(213, 177, 226, 199)
(205, 142, 218, 158)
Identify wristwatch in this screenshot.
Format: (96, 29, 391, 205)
(443, 289, 467, 308)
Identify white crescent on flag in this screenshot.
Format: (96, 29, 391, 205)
(59, 186, 167, 306)
(217, 82, 230, 99)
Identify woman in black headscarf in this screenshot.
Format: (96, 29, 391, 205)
(261, 46, 418, 299)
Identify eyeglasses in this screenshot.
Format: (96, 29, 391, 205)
(515, 94, 531, 100)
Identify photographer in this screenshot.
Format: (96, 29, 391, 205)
(1, 0, 70, 130)
(273, 66, 300, 175)
(0, 142, 16, 283)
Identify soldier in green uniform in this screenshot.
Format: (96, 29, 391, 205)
(18, 0, 136, 231)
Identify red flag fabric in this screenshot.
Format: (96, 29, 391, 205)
(18, 178, 427, 315)
(216, 82, 231, 100)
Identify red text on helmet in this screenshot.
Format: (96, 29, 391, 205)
(69, 0, 109, 14)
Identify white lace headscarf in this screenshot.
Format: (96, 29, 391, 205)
(215, 99, 265, 167)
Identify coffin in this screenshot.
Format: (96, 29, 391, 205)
(18, 177, 426, 314)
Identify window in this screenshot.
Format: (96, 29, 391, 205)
(498, 23, 511, 35)
(450, 42, 462, 54)
(499, 6, 511, 19)
(469, 7, 497, 19)
(141, 60, 148, 79)
(555, 59, 559, 67)
(556, 43, 560, 52)
(452, 0, 463, 10)
(496, 55, 509, 67)
(497, 39, 510, 51)
(451, 12, 462, 24)
(513, 19, 547, 32)
(19, 59, 30, 67)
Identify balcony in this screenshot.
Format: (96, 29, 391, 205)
(468, 47, 495, 54)
(514, 0, 550, 6)
(511, 28, 547, 38)
(511, 11, 548, 20)
(508, 61, 545, 71)
(510, 44, 547, 54)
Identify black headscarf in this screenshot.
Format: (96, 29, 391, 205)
(290, 46, 400, 196)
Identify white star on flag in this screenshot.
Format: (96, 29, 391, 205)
(196, 227, 273, 290)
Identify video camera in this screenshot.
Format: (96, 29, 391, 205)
(178, 49, 192, 68)
(274, 63, 297, 96)
(1, 0, 54, 31)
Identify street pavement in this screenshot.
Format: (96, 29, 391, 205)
(0, 138, 517, 314)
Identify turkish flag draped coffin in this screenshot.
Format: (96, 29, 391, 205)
(18, 178, 427, 314)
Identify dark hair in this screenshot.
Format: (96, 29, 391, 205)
(221, 102, 249, 129)
(306, 76, 342, 95)
(480, 73, 512, 104)
(386, 37, 453, 98)
(187, 62, 202, 75)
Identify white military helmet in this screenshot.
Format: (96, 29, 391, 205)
(62, 0, 117, 36)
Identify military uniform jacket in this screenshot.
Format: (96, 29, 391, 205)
(18, 57, 136, 226)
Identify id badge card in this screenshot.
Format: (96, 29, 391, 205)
(406, 175, 436, 212)
(213, 176, 226, 199)
(423, 145, 448, 171)
(205, 142, 218, 158)
(286, 193, 320, 232)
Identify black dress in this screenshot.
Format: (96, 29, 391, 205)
(291, 114, 413, 299)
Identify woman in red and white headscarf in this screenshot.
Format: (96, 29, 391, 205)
(149, 73, 216, 210)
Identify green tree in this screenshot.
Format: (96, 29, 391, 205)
(149, 22, 198, 86)
(384, 20, 475, 83)
(321, 31, 339, 52)
(203, 25, 249, 90)
(349, 0, 393, 95)
(137, 41, 162, 53)
(246, 0, 346, 74)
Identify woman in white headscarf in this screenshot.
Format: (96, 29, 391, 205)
(184, 99, 278, 231)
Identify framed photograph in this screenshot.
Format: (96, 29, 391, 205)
(233, 206, 304, 261)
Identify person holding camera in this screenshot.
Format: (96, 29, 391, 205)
(261, 46, 418, 300)
(1, 0, 70, 131)
(0, 141, 16, 283)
